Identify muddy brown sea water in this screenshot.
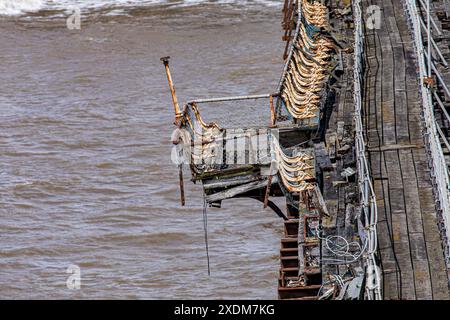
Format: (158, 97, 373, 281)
(0, 4, 286, 299)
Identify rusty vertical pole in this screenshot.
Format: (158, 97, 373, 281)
(160, 56, 182, 124)
(264, 163, 273, 209)
(161, 56, 185, 206)
(269, 94, 277, 128)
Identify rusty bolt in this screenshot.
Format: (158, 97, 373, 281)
(160, 56, 170, 65)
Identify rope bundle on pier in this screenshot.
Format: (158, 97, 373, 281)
(301, 0, 328, 28)
(280, 0, 336, 121)
(173, 103, 224, 175)
(271, 137, 315, 193)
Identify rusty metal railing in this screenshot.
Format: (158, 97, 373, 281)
(282, 0, 299, 60)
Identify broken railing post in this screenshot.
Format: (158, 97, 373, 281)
(264, 163, 274, 209)
(269, 94, 277, 128)
(160, 56, 182, 125)
(161, 56, 185, 205)
(179, 164, 185, 207)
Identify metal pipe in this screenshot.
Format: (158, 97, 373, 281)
(418, 0, 443, 36)
(424, 51, 450, 98)
(418, 17, 448, 67)
(433, 65, 450, 99)
(160, 56, 182, 123)
(437, 124, 450, 153)
(434, 91, 450, 122)
(188, 93, 277, 105)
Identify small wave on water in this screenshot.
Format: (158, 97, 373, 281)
(0, 0, 43, 15)
(0, 0, 282, 17)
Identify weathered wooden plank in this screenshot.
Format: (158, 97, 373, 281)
(205, 177, 276, 203)
(203, 173, 261, 189)
(425, 240, 450, 300)
(398, 150, 427, 235)
(412, 258, 434, 300)
(409, 231, 433, 299)
(391, 212, 417, 299)
(367, 144, 420, 152)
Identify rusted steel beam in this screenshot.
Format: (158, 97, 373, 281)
(282, 0, 297, 59)
(188, 93, 278, 105)
(160, 56, 182, 124)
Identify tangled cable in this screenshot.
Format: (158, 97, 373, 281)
(316, 225, 368, 265)
(317, 274, 347, 299)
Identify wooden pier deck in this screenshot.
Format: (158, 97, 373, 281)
(362, 0, 449, 299)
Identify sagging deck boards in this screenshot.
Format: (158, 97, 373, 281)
(362, 0, 449, 299)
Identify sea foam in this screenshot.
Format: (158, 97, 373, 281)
(0, 0, 44, 15)
(0, 0, 282, 17)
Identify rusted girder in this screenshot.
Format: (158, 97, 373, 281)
(160, 56, 183, 125)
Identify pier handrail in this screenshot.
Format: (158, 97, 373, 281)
(353, 0, 382, 300)
(404, 0, 450, 267)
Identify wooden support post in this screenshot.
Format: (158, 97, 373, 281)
(178, 164, 185, 207)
